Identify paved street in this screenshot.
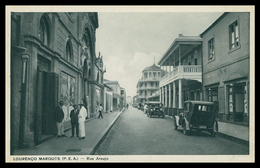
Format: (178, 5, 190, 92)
(95, 106, 249, 155)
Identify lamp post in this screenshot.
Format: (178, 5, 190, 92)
(19, 52, 29, 148)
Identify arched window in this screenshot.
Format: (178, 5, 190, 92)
(65, 39, 73, 63)
(39, 15, 50, 46)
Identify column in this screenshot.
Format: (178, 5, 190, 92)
(179, 79, 182, 109)
(168, 83, 172, 108)
(173, 81, 176, 108)
(165, 85, 168, 107)
(159, 87, 162, 103)
(162, 86, 164, 106)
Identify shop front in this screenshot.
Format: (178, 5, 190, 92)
(225, 80, 249, 125)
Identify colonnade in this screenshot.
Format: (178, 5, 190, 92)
(159, 79, 183, 109)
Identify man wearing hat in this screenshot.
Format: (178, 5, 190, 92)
(54, 100, 66, 137)
(78, 103, 88, 140)
(70, 104, 79, 137)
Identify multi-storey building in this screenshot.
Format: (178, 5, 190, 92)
(201, 12, 250, 125)
(136, 64, 163, 103)
(158, 12, 250, 126)
(10, 12, 104, 152)
(158, 34, 203, 115)
(103, 79, 122, 111)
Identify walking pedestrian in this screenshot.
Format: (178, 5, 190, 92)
(70, 104, 79, 137)
(98, 104, 103, 119)
(78, 104, 87, 140)
(54, 100, 66, 138)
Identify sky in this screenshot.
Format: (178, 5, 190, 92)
(95, 12, 223, 98)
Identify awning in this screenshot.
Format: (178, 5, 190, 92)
(113, 93, 121, 99)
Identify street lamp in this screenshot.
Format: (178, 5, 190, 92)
(19, 52, 30, 149)
(21, 52, 30, 84)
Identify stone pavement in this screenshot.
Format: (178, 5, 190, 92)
(13, 109, 124, 155)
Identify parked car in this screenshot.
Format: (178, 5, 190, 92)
(173, 101, 218, 136)
(146, 101, 165, 118)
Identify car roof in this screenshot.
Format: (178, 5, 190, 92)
(184, 100, 214, 105)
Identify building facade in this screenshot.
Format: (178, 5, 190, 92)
(201, 12, 250, 125)
(158, 35, 203, 115)
(103, 84, 113, 113)
(136, 64, 163, 103)
(10, 12, 104, 152)
(103, 79, 122, 111)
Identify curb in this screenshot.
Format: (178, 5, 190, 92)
(165, 115, 249, 147)
(89, 108, 125, 155)
(216, 132, 249, 147)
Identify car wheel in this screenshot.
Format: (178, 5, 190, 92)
(210, 121, 218, 137)
(173, 117, 178, 130)
(183, 121, 190, 135)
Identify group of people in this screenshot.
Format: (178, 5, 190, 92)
(54, 100, 104, 140)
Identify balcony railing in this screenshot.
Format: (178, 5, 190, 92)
(159, 65, 202, 87)
(137, 86, 159, 90)
(138, 77, 159, 82)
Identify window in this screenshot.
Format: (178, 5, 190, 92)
(229, 20, 239, 49)
(194, 51, 198, 65)
(158, 72, 160, 77)
(149, 72, 151, 77)
(188, 55, 191, 65)
(65, 40, 73, 62)
(208, 38, 215, 61)
(153, 72, 156, 78)
(208, 87, 218, 102)
(144, 72, 148, 78)
(39, 17, 49, 45)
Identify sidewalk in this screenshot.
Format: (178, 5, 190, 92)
(217, 121, 249, 146)
(166, 115, 249, 146)
(13, 109, 124, 155)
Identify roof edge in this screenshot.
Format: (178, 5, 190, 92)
(200, 12, 228, 37)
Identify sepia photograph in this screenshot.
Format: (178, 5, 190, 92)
(6, 5, 255, 162)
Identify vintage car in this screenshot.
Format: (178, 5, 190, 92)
(146, 101, 165, 118)
(173, 101, 218, 136)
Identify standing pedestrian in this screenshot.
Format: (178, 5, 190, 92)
(70, 104, 79, 137)
(78, 104, 87, 140)
(54, 100, 66, 138)
(98, 104, 103, 119)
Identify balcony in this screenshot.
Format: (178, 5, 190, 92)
(138, 77, 159, 82)
(137, 85, 159, 91)
(138, 94, 147, 99)
(159, 65, 202, 87)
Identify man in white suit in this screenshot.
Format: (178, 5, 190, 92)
(78, 104, 88, 140)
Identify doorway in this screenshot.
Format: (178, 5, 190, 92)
(35, 56, 59, 145)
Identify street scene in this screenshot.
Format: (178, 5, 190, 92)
(95, 106, 249, 155)
(7, 6, 254, 162)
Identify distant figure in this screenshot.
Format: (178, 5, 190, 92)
(78, 104, 88, 140)
(54, 100, 66, 138)
(144, 104, 148, 114)
(70, 104, 79, 137)
(126, 104, 129, 109)
(98, 104, 103, 119)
